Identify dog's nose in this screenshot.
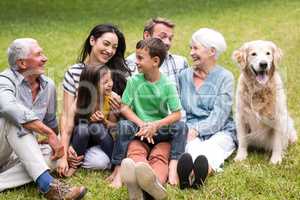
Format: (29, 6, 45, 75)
(259, 61, 268, 70)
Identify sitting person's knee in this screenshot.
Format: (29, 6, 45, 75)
(73, 123, 89, 138)
(116, 120, 136, 138)
(88, 123, 106, 136)
(173, 121, 188, 137)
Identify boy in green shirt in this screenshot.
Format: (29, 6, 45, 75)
(108, 38, 187, 200)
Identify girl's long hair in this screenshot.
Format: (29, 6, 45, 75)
(74, 65, 109, 123)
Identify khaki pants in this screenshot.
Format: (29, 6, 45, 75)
(0, 119, 56, 192)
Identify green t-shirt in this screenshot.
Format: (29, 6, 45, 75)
(122, 73, 182, 122)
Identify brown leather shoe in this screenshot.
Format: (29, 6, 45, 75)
(44, 179, 87, 200)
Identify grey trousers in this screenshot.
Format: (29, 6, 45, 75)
(0, 119, 56, 192)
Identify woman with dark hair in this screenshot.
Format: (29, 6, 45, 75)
(58, 24, 131, 177)
(77, 24, 130, 95)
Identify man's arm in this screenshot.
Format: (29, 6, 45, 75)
(0, 75, 63, 159)
(23, 120, 56, 136)
(23, 120, 64, 160)
(0, 77, 39, 127)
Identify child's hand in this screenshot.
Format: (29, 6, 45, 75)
(145, 136, 155, 144)
(144, 122, 159, 138)
(67, 146, 84, 168)
(90, 111, 105, 122)
(137, 132, 155, 144)
(109, 92, 121, 111)
(136, 122, 158, 144)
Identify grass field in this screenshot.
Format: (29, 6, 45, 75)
(0, 0, 300, 199)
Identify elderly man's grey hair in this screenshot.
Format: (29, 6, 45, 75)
(191, 28, 227, 59)
(7, 38, 37, 70)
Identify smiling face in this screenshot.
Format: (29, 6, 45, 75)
(233, 40, 282, 86)
(144, 23, 174, 51)
(247, 43, 274, 85)
(20, 41, 48, 76)
(135, 48, 159, 74)
(99, 70, 113, 96)
(190, 41, 215, 70)
(89, 32, 118, 65)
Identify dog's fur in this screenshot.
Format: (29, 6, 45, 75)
(232, 40, 297, 164)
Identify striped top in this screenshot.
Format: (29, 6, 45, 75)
(63, 63, 85, 96)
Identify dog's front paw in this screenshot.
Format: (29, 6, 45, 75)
(270, 153, 282, 165)
(234, 149, 248, 162)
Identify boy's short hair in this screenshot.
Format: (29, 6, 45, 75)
(136, 38, 167, 67)
(143, 17, 175, 35)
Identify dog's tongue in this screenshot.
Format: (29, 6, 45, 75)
(256, 72, 268, 85)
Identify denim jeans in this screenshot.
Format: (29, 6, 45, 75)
(71, 121, 114, 159)
(111, 120, 187, 165)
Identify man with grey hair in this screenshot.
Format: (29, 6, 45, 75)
(0, 38, 87, 199)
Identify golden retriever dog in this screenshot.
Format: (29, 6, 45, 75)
(232, 40, 297, 164)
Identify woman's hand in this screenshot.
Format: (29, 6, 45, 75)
(90, 111, 105, 122)
(56, 157, 69, 177)
(187, 128, 199, 142)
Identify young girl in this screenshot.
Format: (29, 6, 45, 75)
(66, 65, 117, 176)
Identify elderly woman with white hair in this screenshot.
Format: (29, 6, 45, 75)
(177, 28, 237, 189)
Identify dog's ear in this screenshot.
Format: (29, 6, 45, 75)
(232, 46, 247, 69)
(269, 41, 283, 69)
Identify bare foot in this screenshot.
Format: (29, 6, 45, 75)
(109, 166, 122, 188)
(65, 167, 77, 177)
(106, 167, 117, 183)
(168, 160, 179, 185)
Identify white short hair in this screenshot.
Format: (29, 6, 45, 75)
(191, 28, 227, 59)
(7, 38, 37, 70)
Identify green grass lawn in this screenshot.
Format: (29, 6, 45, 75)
(0, 0, 300, 199)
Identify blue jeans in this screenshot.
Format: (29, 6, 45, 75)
(71, 121, 114, 159)
(111, 120, 188, 165)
